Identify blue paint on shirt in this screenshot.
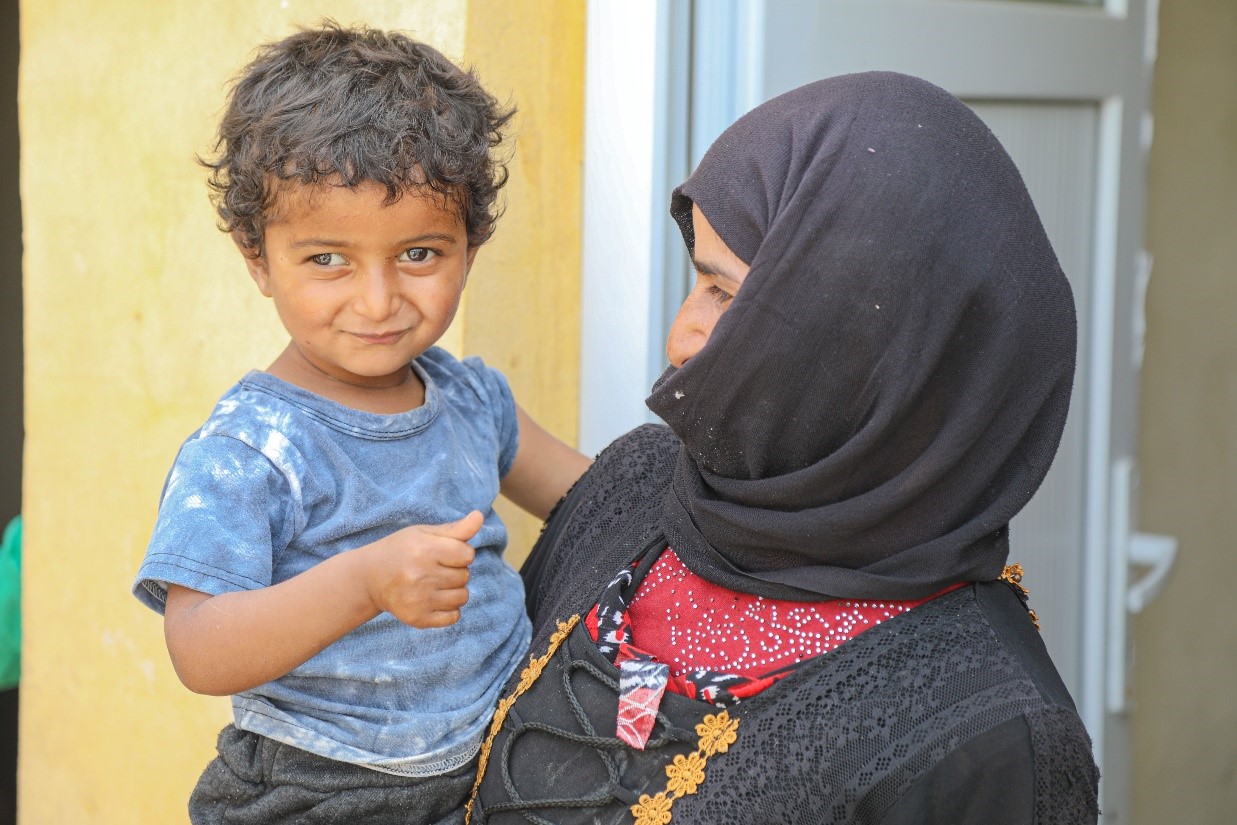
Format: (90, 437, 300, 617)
(133, 347, 530, 776)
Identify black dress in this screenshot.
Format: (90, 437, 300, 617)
(468, 425, 1100, 825)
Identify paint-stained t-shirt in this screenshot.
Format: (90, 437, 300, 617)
(133, 346, 530, 777)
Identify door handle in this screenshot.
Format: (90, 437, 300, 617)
(1126, 531, 1176, 614)
(1107, 458, 1177, 713)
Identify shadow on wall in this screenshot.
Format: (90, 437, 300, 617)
(1, 0, 20, 821)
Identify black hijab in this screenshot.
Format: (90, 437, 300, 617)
(646, 72, 1077, 601)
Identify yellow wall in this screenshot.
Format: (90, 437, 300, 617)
(463, 0, 584, 561)
(18, 1, 583, 821)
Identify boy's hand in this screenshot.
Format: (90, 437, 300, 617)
(162, 510, 485, 696)
(358, 510, 483, 628)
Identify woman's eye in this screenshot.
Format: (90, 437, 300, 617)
(705, 284, 734, 303)
(399, 247, 435, 263)
(309, 252, 345, 266)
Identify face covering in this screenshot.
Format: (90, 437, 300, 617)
(646, 71, 1077, 600)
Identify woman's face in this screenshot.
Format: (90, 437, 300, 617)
(665, 204, 752, 368)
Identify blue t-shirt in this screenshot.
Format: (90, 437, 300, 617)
(133, 347, 531, 776)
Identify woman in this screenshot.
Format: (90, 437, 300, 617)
(468, 72, 1099, 824)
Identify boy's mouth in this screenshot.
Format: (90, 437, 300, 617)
(351, 329, 409, 345)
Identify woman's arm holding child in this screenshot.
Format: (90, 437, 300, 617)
(162, 511, 483, 696)
(500, 405, 593, 520)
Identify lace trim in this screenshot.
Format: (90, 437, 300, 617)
(464, 614, 581, 824)
(630, 710, 741, 825)
(1028, 704, 1100, 824)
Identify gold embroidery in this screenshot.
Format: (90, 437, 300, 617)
(631, 792, 674, 825)
(628, 709, 742, 823)
(695, 712, 740, 757)
(1000, 563, 1041, 631)
(464, 614, 581, 824)
(664, 752, 706, 796)
(548, 616, 576, 647)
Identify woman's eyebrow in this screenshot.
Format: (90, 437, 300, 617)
(691, 254, 743, 286)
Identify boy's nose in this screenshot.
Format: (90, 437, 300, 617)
(354, 265, 400, 320)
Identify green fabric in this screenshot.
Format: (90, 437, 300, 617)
(0, 516, 20, 690)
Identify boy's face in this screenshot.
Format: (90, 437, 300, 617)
(242, 181, 476, 393)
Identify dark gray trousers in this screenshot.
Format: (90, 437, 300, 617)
(189, 725, 475, 825)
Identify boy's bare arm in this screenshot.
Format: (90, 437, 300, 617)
(163, 512, 482, 696)
(500, 405, 593, 521)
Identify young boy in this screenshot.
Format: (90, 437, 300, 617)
(132, 23, 590, 825)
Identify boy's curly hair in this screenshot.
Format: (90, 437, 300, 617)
(203, 22, 514, 253)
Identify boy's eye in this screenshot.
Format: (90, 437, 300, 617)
(309, 252, 345, 266)
(399, 247, 435, 263)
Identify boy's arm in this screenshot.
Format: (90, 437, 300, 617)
(500, 405, 592, 521)
(163, 512, 482, 696)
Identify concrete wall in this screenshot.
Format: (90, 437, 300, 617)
(17, 1, 582, 821)
(1133, 0, 1237, 821)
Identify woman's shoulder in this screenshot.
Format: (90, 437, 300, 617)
(548, 421, 678, 511)
(871, 584, 1099, 823)
(544, 421, 675, 510)
(520, 424, 680, 631)
(546, 423, 680, 527)
(590, 422, 681, 480)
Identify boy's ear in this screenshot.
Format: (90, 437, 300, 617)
(232, 231, 272, 297)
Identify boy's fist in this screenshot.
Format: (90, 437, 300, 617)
(359, 510, 484, 628)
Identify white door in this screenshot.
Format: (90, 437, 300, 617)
(580, 3, 1168, 819)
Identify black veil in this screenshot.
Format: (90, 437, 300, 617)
(647, 72, 1077, 600)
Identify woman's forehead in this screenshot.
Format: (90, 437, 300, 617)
(690, 204, 750, 287)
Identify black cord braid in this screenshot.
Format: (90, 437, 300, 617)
(477, 640, 694, 822)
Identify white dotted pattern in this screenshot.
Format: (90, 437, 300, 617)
(627, 554, 916, 678)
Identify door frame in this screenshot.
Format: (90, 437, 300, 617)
(579, 4, 1161, 819)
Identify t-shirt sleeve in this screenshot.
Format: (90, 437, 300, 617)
(132, 435, 296, 614)
(460, 355, 520, 478)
